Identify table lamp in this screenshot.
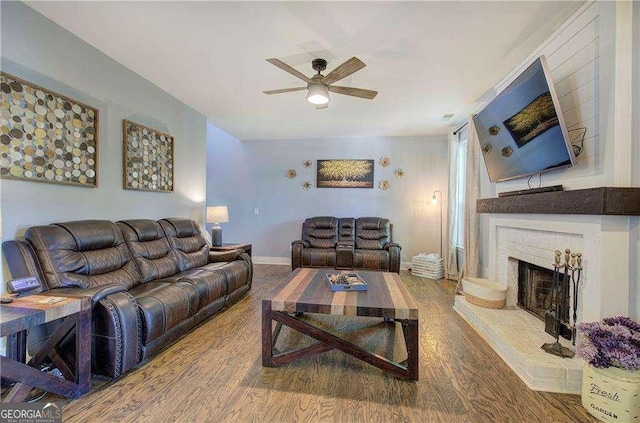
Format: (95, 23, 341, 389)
(206, 206, 229, 247)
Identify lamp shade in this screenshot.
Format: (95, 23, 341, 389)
(306, 84, 329, 105)
(206, 206, 229, 224)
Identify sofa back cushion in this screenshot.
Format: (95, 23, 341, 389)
(159, 218, 209, 271)
(338, 218, 355, 242)
(25, 220, 142, 290)
(355, 217, 392, 250)
(302, 216, 339, 248)
(117, 219, 180, 283)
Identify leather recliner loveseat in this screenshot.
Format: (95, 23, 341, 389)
(291, 216, 401, 274)
(2, 217, 252, 378)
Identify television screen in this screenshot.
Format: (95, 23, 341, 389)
(473, 56, 576, 182)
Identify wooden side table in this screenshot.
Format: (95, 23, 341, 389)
(0, 294, 91, 402)
(210, 242, 252, 257)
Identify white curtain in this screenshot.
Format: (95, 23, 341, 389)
(457, 116, 481, 292)
(445, 132, 459, 280)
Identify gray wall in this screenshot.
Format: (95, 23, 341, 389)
(207, 124, 448, 265)
(0, 3, 207, 269)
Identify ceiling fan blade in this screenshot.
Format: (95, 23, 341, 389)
(263, 87, 307, 95)
(316, 103, 328, 110)
(266, 58, 312, 83)
(321, 57, 366, 85)
(329, 86, 378, 100)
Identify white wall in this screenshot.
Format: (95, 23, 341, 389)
(477, 1, 639, 318)
(632, 1, 640, 318)
(207, 124, 448, 266)
(0, 3, 207, 286)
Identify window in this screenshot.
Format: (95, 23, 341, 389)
(454, 130, 468, 247)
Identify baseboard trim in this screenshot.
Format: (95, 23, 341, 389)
(253, 257, 411, 271)
(253, 256, 291, 266)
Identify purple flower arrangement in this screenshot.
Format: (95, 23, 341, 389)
(576, 316, 640, 371)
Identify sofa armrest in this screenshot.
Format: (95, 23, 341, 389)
(291, 240, 309, 271)
(208, 249, 243, 263)
(2, 239, 48, 291)
(45, 284, 126, 309)
(384, 243, 402, 274)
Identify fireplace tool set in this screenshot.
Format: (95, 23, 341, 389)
(541, 249, 582, 358)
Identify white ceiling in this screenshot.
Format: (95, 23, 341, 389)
(26, 1, 584, 141)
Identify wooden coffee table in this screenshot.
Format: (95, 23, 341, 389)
(262, 268, 419, 380)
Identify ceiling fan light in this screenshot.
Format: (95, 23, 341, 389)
(307, 84, 329, 105)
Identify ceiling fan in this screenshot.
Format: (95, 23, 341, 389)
(263, 57, 378, 110)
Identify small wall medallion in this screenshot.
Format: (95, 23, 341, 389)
(482, 143, 493, 154)
(379, 180, 390, 190)
(394, 169, 404, 179)
(501, 146, 513, 157)
(286, 169, 297, 179)
(489, 125, 500, 135)
(302, 181, 311, 190)
(379, 157, 390, 167)
(302, 160, 312, 168)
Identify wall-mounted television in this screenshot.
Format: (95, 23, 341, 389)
(473, 56, 576, 183)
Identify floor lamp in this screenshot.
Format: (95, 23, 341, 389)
(431, 190, 443, 258)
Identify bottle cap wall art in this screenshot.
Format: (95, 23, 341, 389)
(123, 120, 173, 192)
(0, 72, 99, 187)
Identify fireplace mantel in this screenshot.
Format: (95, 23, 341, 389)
(477, 187, 640, 216)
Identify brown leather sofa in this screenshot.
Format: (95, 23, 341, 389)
(2, 217, 252, 378)
(291, 216, 401, 274)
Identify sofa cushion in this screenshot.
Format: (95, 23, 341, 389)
(173, 269, 227, 309)
(338, 218, 355, 242)
(25, 220, 142, 289)
(117, 220, 180, 283)
(355, 217, 391, 250)
(301, 248, 337, 268)
(302, 216, 339, 249)
(159, 218, 209, 271)
(130, 281, 199, 344)
(354, 249, 390, 271)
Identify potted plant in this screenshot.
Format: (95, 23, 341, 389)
(576, 316, 640, 422)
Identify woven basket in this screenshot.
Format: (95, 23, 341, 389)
(464, 292, 505, 309)
(411, 255, 443, 279)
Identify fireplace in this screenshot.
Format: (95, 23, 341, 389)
(517, 261, 560, 321)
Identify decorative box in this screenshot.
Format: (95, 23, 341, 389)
(325, 273, 368, 291)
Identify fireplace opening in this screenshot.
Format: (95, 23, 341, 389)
(517, 260, 568, 322)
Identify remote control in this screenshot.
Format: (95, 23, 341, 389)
(0, 298, 14, 304)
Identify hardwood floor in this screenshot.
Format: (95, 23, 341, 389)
(55, 264, 595, 422)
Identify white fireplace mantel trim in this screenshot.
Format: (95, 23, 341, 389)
(485, 214, 632, 321)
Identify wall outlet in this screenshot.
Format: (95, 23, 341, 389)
(254, 208, 259, 215)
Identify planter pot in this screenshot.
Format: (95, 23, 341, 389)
(582, 364, 640, 422)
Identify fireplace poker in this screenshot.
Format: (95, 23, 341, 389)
(559, 249, 570, 337)
(571, 253, 582, 345)
(544, 251, 562, 338)
(541, 249, 575, 358)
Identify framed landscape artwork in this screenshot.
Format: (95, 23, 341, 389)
(122, 119, 173, 192)
(0, 72, 99, 187)
(317, 159, 374, 188)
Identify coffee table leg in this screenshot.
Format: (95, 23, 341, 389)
(406, 319, 419, 380)
(262, 300, 273, 367)
(75, 305, 91, 397)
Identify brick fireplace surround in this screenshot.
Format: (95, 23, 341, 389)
(453, 203, 638, 394)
